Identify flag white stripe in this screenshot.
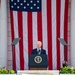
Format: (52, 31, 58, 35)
(42, 0, 48, 54)
(32, 12, 38, 49)
(13, 11, 20, 70)
(23, 12, 28, 70)
(52, 0, 57, 69)
(60, 0, 65, 68)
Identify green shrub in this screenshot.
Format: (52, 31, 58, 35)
(60, 66, 75, 74)
(0, 67, 15, 74)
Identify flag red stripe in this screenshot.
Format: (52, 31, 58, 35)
(10, 10, 16, 70)
(47, 0, 52, 70)
(37, 12, 43, 43)
(28, 12, 33, 55)
(56, 0, 61, 70)
(18, 12, 24, 70)
(64, 0, 69, 61)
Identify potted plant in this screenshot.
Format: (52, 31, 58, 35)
(0, 66, 16, 75)
(60, 66, 75, 75)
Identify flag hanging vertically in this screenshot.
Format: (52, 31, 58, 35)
(10, 0, 69, 70)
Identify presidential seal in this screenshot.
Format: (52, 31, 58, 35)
(34, 56, 42, 64)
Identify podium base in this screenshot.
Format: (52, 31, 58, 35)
(29, 68, 47, 70)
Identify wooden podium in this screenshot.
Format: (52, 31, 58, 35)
(28, 54, 48, 70)
(29, 68, 47, 70)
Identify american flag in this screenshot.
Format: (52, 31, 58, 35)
(10, 0, 69, 70)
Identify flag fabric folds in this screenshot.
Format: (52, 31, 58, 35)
(10, 0, 69, 70)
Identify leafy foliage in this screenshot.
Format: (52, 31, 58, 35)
(60, 66, 75, 74)
(0, 67, 15, 74)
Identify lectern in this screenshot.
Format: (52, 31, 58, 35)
(28, 54, 48, 70)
